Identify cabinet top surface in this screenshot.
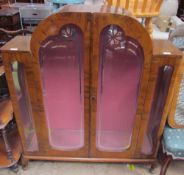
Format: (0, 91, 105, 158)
(152, 40, 183, 58)
(1, 36, 182, 59)
(0, 35, 31, 53)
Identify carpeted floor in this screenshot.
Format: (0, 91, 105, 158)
(0, 160, 183, 175)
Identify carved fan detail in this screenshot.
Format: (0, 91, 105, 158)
(105, 25, 125, 49)
(61, 25, 76, 38)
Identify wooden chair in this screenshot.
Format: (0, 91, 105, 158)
(160, 125, 184, 175)
(106, 0, 164, 36)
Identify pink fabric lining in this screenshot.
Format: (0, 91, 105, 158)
(40, 26, 84, 150)
(96, 26, 143, 151)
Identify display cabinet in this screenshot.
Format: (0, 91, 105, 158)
(1, 5, 183, 170)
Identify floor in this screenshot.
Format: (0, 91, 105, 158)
(0, 160, 184, 175)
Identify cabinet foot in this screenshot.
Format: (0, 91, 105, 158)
(10, 163, 19, 173)
(149, 162, 157, 174)
(21, 155, 29, 170)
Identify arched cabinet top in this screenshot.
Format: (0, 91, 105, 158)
(30, 4, 152, 62)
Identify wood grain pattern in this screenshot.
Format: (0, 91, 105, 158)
(30, 12, 91, 157)
(0, 5, 183, 166)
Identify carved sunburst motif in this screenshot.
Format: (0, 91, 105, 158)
(61, 25, 76, 38)
(105, 25, 125, 48)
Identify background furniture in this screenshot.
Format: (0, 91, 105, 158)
(0, 28, 32, 47)
(1, 4, 183, 171)
(105, 0, 164, 36)
(153, 0, 184, 39)
(0, 99, 22, 172)
(160, 126, 184, 175)
(0, 0, 9, 7)
(51, 0, 85, 8)
(1, 3, 55, 31)
(0, 28, 31, 172)
(177, 0, 184, 21)
(14, 0, 44, 3)
(0, 8, 21, 30)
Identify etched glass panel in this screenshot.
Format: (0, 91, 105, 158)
(39, 24, 84, 151)
(11, 61, 38, 151)
(141, 65, 173, 155)
(96, 25, 144, 152)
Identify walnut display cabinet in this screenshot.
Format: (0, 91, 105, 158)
(0, 5, 183, 170)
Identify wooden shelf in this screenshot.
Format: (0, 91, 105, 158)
(0, 127, 22, 168)
(0, 98, 22, 169)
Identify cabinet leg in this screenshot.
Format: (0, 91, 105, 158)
(21, 155, 29, 170)
(160, 155, 172, 175)
(10, 163, 19, 173)
(149, 162, 158, 174)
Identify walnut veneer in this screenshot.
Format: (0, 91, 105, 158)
(0, 5, 183, 170)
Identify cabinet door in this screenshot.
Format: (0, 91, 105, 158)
(29, 13, 90, 157)
(90, 14, 152, 158)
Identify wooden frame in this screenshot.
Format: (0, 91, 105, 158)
(90, 12, 152, 158)
(0, 5, 183, 169)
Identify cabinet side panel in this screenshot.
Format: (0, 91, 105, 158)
(11, 61, 38, 151)
(141, 65, 173, 155)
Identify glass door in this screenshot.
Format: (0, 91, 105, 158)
(29, 12, 90, 157)
(90, 14, 152, 158)
(96, 25, 143, 152)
